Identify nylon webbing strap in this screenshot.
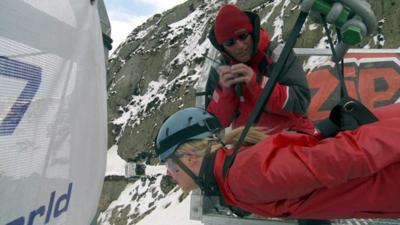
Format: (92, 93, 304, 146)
(222, 11, 309, 177)
(347, 100, 378, 124)
(171, 155, 202, 188)
(158, 117, 220, 151)
(316, 16, 378, 137)
(321, 17, 348, 99)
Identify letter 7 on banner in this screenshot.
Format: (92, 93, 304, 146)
(0, 56, 41, 136)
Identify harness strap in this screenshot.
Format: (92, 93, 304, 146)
(171, 154, 201, 187)
(222, 11, 310, 177)
(316, 16, 378, 137)
(198, 150, 219, 195)
(198, 150, 251, 217)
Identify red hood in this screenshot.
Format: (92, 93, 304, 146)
(229, 29, 271, 69)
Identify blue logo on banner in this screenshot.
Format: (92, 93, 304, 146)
(0, 56, 42, 136)
(6, 183, 73, 225)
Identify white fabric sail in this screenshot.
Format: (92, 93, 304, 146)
(0, 0, 107, 224)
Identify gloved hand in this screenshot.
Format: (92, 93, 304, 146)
(217, 63, 255, 91)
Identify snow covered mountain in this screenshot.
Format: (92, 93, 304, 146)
(97, 0, 400, 225)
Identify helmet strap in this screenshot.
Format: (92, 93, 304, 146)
(170, 154, 204, 189)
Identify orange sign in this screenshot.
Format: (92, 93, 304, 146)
(307, 53, 400, 122)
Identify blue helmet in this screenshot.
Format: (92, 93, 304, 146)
(155, 107, 221, 161)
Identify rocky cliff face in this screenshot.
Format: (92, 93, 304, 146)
(107, 0, 399, 163)
(98, 0, 400, 224)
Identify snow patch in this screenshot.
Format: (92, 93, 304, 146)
(303, 37, 332, 71)
(98, 174, 168, 225)
(261, 1, 283, 25)
(271, 0, 291, 42)
(146, 165, 167, 176)
(308, 23, 318, 31)
(136, 191, 203, 225)
(106, 145, 127, 176)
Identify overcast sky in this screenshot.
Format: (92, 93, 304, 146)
(104, 0, 187, 53)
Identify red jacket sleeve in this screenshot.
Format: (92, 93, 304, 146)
(245, 73, 290, 115)
(207, 88, 239, 128)
(227, 110, 400, 204)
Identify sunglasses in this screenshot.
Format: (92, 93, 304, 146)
(222, 32, 251, 47)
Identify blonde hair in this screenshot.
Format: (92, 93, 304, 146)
(175, 127, 268, 157)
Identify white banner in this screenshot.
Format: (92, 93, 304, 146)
(0, 0, 107, 225)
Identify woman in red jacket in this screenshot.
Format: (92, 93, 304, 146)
(155, 103, 400, 219)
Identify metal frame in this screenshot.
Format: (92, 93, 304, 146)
(190, 190, 400, 225)
(190, 190, 298, 225)
(293, 48, 400, 56)
(193, 48, 400, 225)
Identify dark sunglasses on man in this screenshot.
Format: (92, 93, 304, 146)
(222, 32, 251, 47)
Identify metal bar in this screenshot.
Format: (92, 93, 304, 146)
(202, 214, 297, 225)
(293, 48, 400, 56)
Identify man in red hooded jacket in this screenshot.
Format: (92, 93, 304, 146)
(207, 4, 314, 135)
(206, 4, 328, 224)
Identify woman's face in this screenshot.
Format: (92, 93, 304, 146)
(165, 155, 198, 193)
(222, 29, 253, 62)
